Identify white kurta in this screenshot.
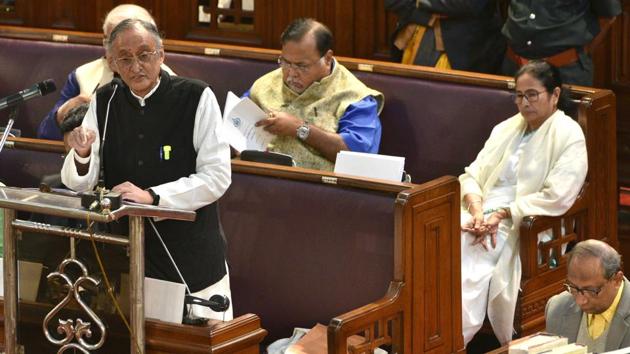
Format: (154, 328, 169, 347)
(459, 109, 588, 344)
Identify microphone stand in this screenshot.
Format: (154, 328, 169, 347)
(0, 106, 18, 154)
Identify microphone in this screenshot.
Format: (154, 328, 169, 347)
(0, 79, 56, 111)
(184, 294, 230, 313)
(110, 77, 124, 89)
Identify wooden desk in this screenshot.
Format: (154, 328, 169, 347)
(0, 298, 267, 353)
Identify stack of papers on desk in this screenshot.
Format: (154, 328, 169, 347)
(508, 333, 568, 354)
(334, 151, 405, 182)
(548, 343, 587, 353)
(222, 91, 274, 152)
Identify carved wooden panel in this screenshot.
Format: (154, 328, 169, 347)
(0, 0, 24, 25)
(412, 202, 453, 352)
(1, 0, 625, 67)
(346, 314, 402, 354)
(175, 0, 261, 46)
(520, 297, 549, 321)
(351, 0, 397, 61)
(615, 1, 630, 276)
(613, 0, 630, 85)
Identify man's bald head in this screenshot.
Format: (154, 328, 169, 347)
(103, 4, 155, 37)
(568, 239, 622, 279)
(280, 18, 333, 57)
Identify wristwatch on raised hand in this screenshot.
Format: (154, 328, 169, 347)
(146, 188, 160, 206)
(296, 122, 310, 141)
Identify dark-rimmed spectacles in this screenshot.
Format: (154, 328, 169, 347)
(564, 282, 606, 298)
(114, 50, 159, 70)
(512, 90, 547, 104)
(277, 56, 322, 73)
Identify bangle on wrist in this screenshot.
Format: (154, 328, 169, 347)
(484, 207, 511, 219)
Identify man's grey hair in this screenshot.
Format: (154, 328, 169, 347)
(568, 239, 623, 279)
(107, 18, 163, 52)
(102, 4, 155, 34)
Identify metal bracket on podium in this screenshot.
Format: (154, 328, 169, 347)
(43, 258, 106, 353)
(0, 186, 195, 354)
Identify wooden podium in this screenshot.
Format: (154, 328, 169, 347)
(0, 186, 266, 353)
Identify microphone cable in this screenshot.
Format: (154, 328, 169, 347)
(98, 82, 119, 187)
(85, 208, 143, 354)
(148, 218, 228, 322)
(148, 219, 191, 295)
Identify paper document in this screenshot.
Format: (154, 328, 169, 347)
(334, 151, 405, 182)
(144, 277, 186, 323)
(222, 91, 274, 152)
(508, 333, 568, 354)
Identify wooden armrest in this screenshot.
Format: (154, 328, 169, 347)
(519, 188, 588, 281)
(327, 281, 405, 354)
(6, 136, 65, 154)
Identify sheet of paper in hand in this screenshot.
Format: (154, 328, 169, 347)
(222, 91, 274, 152)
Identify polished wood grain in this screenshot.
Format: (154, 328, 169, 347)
(5, 137, 65, 154)
(613, 0, 630, 275)
(0, 299, 266, 353)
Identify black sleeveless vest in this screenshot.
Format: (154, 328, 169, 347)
(95, 71, 226, 292)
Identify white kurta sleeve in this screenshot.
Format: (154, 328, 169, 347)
(60, 95, 101, 192)
(149, 87, 231, 211)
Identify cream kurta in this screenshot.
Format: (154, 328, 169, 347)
(249, 59, 383, 171)
(459, 109, 588, 344)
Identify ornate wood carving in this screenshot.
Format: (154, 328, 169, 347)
(346, 314, 400, 354)
(520, 298, 549, 320)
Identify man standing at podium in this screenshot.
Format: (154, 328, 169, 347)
(546, 239, 630, 352)
(61, 18, 233, 321)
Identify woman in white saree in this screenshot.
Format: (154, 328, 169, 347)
(460, 60, 588, 345)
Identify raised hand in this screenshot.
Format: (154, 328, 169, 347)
(67, 126, 96, 158)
